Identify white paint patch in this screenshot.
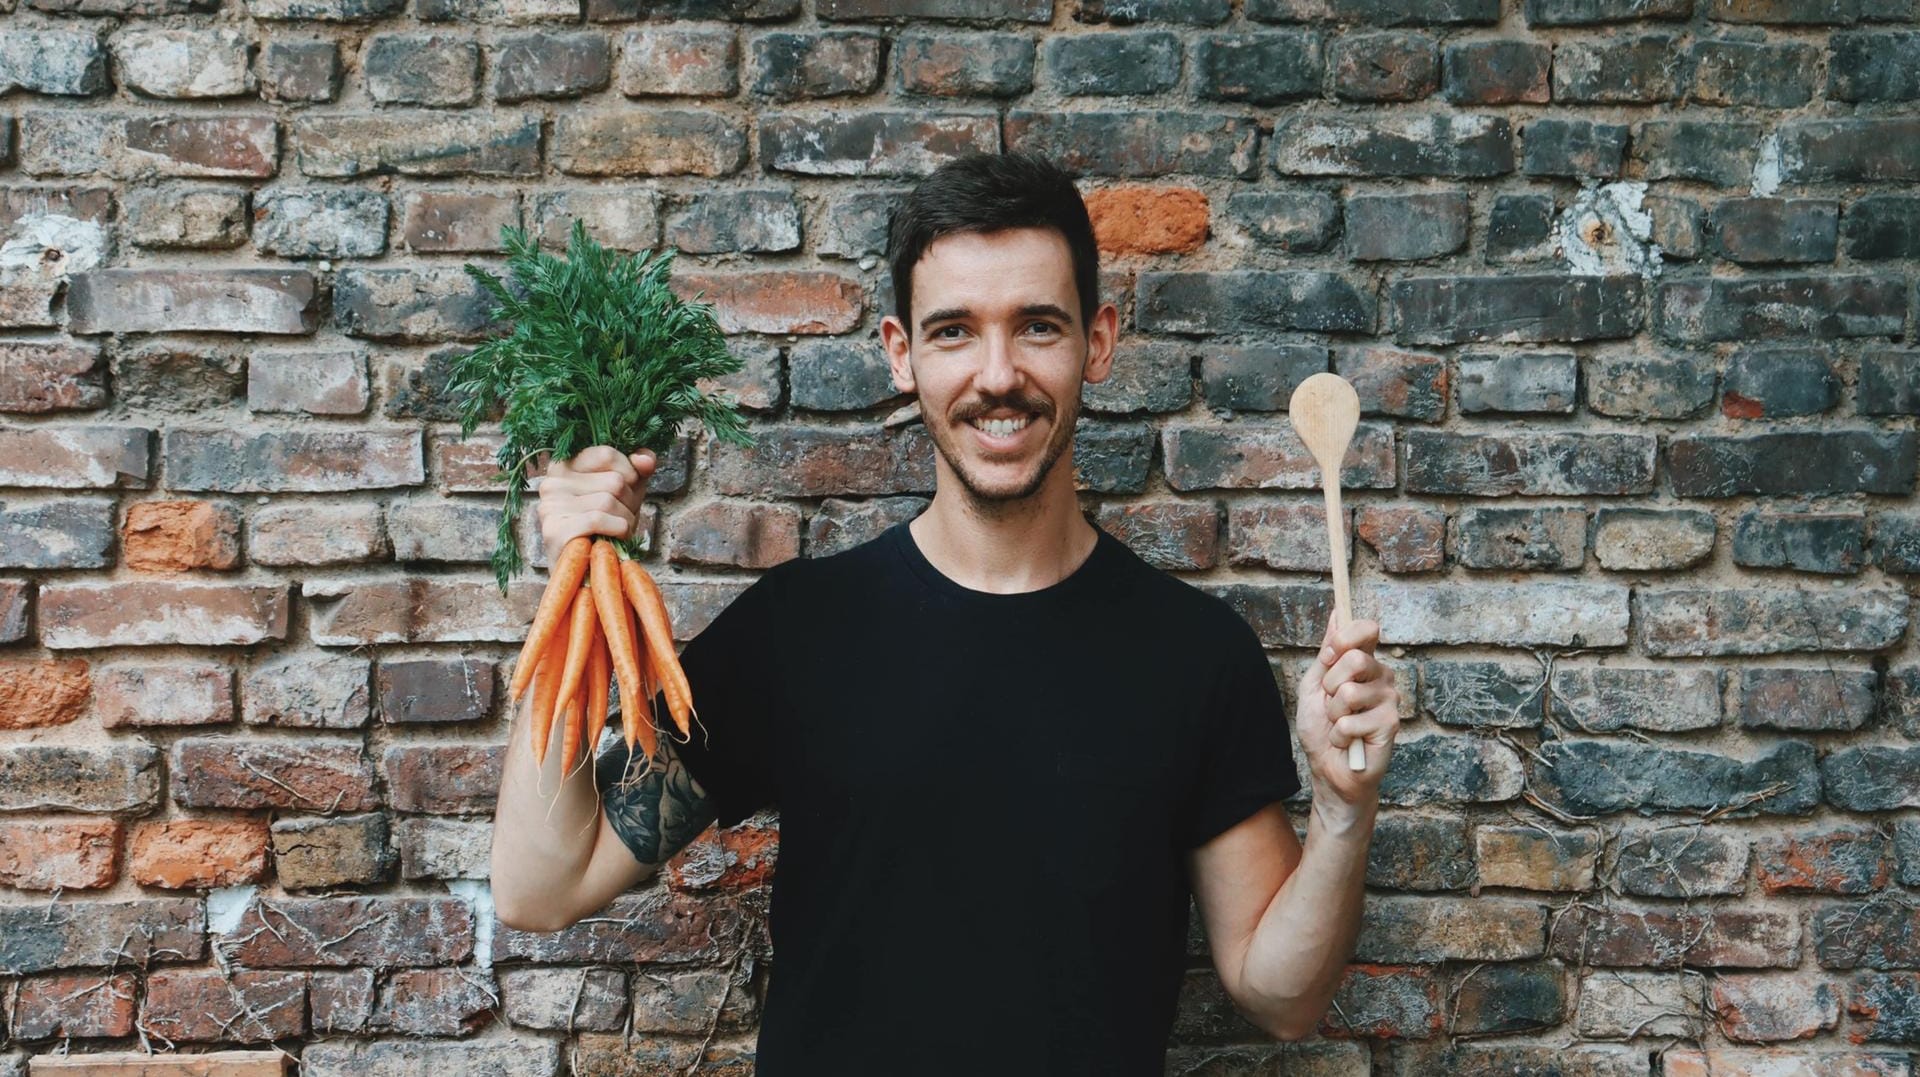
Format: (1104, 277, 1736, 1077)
(1556, 181, 1661, 279)
(207, 884, 257, 936)
(1751, 132, 1783, 197)
(448, 879, 495, 970)
(0, 213, 109, 281)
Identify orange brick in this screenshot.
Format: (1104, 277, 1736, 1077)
(122, 500, 241, 572)
(0, 658, 91, 729)
(0, 817, 121, 890)
(129, 818, 269, 889)
(667, 816, 778, 892)
(1085, 185, 1209, 255)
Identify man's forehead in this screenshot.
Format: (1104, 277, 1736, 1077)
(913, 228, 1078, 314)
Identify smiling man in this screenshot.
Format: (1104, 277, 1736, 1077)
(490, 151, 1401, 1074)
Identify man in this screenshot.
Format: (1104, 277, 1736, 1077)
(490, 152, 1400, 1073)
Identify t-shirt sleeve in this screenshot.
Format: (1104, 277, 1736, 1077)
(603, 565, 785, 830)
(1181, 616, 1304, 848)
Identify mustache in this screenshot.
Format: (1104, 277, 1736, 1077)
(955, 397, 1050, 422)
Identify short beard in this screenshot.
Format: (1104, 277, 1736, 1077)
(927, 391, 1080, 515)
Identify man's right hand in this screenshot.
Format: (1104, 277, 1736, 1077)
(537, 445, 656, 563)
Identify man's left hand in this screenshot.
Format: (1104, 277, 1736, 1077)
(1293, 611, 1400, 810)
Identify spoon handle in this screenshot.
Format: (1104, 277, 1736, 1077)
(1320, 469, 1366, 772)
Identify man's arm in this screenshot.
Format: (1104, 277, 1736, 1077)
(1186, 799, 1374, 1040)
(491, 678, 717, 932)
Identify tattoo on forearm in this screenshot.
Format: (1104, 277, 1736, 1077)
(602, 735, 715, 866)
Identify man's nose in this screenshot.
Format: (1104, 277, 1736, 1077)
(975, 329, 1021, 393)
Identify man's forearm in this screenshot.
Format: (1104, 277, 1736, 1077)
(1239, 795, 1377, 1037)
(490, 690, 624, 926)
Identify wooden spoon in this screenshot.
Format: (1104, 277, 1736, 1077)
(1287, 372, 1368, 773)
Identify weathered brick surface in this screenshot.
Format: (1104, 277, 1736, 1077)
(0, 7, 1911, 1066)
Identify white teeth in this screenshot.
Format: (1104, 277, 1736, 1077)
(972, 415, 1030, 437)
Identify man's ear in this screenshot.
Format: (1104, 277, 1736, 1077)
(880, 314, 916, 394)
(1083, 301, 1120, 386)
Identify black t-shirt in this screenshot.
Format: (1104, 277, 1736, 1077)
(599, 516, 1302, 1074)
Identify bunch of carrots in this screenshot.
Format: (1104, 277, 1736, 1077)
(509, 536, 692, 773)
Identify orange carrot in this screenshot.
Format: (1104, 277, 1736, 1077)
(625, 598, 659, 759)
(530, 598, 570, 766)
(620, 557, 693, 738)
(584, 632, 611, 764)
(511, 535, 592, 704)
(555, 585, 599, 774)
(590, 539, 655, 763)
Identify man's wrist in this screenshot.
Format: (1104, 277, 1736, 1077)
(1308, 787, 1379, 839)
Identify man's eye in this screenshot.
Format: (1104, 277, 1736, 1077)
(934, 325, 964, 339)
(1027, 322, 1059, 335)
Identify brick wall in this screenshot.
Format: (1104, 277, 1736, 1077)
(0, 0, 1917, 1072)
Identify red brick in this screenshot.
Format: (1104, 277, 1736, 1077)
(666, 816, 778, 892)
(1095, 500, 1220, 571)
(129, 818, 270, 888)
(1317, 963, 1444, 1039)
(0, 339, 105, 412)
(552, 109, 747, 177)
(27, 1050, 291, 1075)
(382, 744, 502, 813)
(40, 582, 287, 648)
(571, 1035, 752, 1077)
(94, 662, 234, 727)
(12, 972, 138, 1038)
(0, 425, 151, 489)
(0, 578, 26, 642)
(246, 349, 370, 415)
(1227, 501, 1351, 572)
(0, 745, 161, 813)
(402, 190, 519, 252)
(674, 270, 862, 334)
(628, 965, 757, 1034)
(247, 502, 387, 565)
(433, 433, 509, 493)
(1711, 973, 1841, 1042)
(19, 113, 276, 178)
(68, 270, 316, 334)
(271, 813, 393, 888)
(1474, 825, 1599, 892)
(171, 739, 377, 812)
(1664, 1048, 1906, 1077)
(0, 817, 121, 889)
(1084, 185, 1209, 255)
(304, 577, 544, 645)
(1356, 505, 1448, 572)
(492, 890, 748, 964)
(1756, 826, 1892, 895)
(0, 658, 91, 728)
(122, 499, 241, 572)
(219, 896, 472, 967)
(667, 499, 802, 569)
(618, 26, 738, 98)
(309, 969, 375, 1034)
(294, 111, 542, 179)
(373, 967, 497, 1035)
(1336, 346, 1449, 420)
(1550, 905, 1800, 968)
(142, 969, 306, 1042)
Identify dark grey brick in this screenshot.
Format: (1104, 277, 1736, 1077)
(1823, 747, 1920, 811)
(1450, 964, 1567, 1036)
(493, 31, 611, 102)
(807, 496, 926, 557)
(377, 657, 494, 724)
(1829, 31, 1920, 100)
(818, 0, 1050, 19)
(1072, 421, 1155, 494)
(259, 39, 340, 103)
(1345, 191, 1468, 261)
(1777, 119, 1920, 183)
(0, 498, 114, 569)
(1583, 354, 1715, 419)
(1549, 663, 1721, 732)
(788, 339, 900, 411)
(895, 32, 1033, 96)
(1136, 270, 1376, 334)
(1733, 510, 1866, 574)
(1223, 190, 1339, 251)
(254, 188, 390, 259)
(1875, 512, 1920, 574)
(1405, 431, 1656, 496)
(1272, 115, 1513, 177)
(1048, 32, 1181, 96)
(751, 31, 886, 101)
(1084, 343, 1192, 415)
(1456, 352, 1577, 414)
(363, 33, 478, 107)
(1391, 275, 1642, 345)
(815, 189, 903, 260)
(1006, 110, 1257, 177)
(1647, 195, 1704, 259)
(1722, 347, 1838, 418)
(763, 111, 995, 177)
(1367, 814, 1474, 890)
(1667, 431, 1914, 496)
(588, 0, 798, 18)
(1552, 35, 1681, 102)
(1689, 39, 1817, 106)
(1656, 275, 1906, 341)
(1634, 120, 1760, 185)
(1842, 196, 1920, 260)
(1449, 508, 1586, 571)
(1635, 585, 1908, 656)
(665, 188, 800, 253)
(1076, 0, 1230, 21)
(1487, 194, 1555, 262)
(1614, 827, 1750, 897)
(1192, 32, 1322, 104)
(1198, 344, 1327, 411)
(1524, 0, 1691, 22)
(1709, 198, 1839, 264)
(1249, 0, 1499, 22)
(1333, 346, 1448, 420)
(1707, 0, 1861, 22)
(1521, 119, 1628, 178)
(1330, 32, 1437, 100)
(1592, 507, 1717, 571)
(1377, 733, 1523, 807)
(1532, 739, 1819, 818)
(1859, 349, 1920, 415)
(1443, 40, 1549, 104)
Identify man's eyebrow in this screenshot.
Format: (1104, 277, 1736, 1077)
(1016, 303, 1075, 326)
(918, 307, 969, 331)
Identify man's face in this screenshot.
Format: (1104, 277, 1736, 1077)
(880, 227, 1117, 508)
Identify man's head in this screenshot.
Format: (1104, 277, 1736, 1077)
(880, 153, 1119, 511)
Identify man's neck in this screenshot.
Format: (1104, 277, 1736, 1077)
(909, 485, 1097, 596)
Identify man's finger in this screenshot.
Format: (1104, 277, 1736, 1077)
(571, 444, 640, 486)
